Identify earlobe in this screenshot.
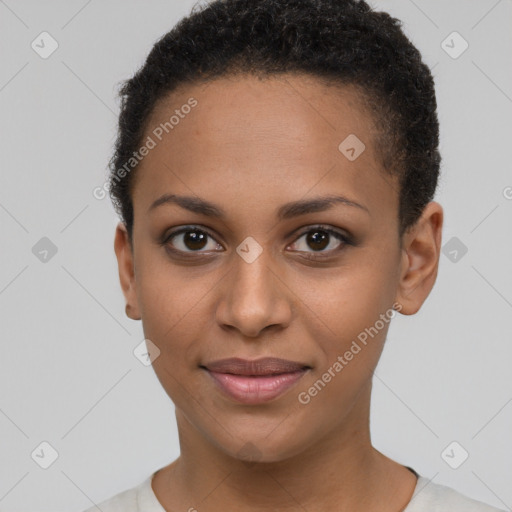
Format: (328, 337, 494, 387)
(113, 222, 141, 321)
(394, 202, 443, 315)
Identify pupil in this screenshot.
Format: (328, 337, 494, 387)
(307, 230, 329, 251)
(184, 231, 207, 250)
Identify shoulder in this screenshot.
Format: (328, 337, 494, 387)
(406, 476, 507, 512)
(80, 473, 161, 512)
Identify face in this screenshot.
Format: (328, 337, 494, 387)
(114, 73, 442, 463)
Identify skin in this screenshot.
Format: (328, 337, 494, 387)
(114, 73, 443, 512)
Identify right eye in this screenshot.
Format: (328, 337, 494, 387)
(162, 226, 224, 254)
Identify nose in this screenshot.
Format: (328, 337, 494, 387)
(215, 249, 292, 338)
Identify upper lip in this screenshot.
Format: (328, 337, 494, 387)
(202, 357, 310, 376)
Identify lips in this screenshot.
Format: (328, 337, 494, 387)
(201, 357, 310, 404)
(204, 357, 309, 376)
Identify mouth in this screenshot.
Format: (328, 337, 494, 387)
(200, 357, 311, 404)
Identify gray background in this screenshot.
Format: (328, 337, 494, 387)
(0, 0, 511, 510)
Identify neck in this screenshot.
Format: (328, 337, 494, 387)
(153, 383, 417, 512)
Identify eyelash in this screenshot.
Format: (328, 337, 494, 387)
(161, 224, 354, 260)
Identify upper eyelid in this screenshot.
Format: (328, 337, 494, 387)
(164, 225, 221, 244)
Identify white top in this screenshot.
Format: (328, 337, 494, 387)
(82, 470, 506, 512)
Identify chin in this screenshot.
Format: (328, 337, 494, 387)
(217, 429, 314, 466)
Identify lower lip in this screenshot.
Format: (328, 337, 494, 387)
(205, 369, 308, 404)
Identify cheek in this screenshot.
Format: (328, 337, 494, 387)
(294, 256, 397, 340)
(294, 285, 393, 424)
(134, 256, 222, 374)
(134, 262, 182, 346)
(306, 297, 389, 391)
(291, 257, 398, 405)
(135, 244, 210, 329)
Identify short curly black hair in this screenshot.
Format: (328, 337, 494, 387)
(108, 0, 440, 242)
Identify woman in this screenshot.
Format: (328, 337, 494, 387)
(84, 0, 505, 510)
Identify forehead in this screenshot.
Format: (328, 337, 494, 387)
(132, 73, 397, 225)
(146, 73, 376, 160)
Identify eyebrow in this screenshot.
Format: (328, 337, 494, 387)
(148, 193, 369, 219)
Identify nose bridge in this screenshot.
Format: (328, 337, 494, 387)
(216, 244, 291, 337)
(233, 248, 274, 300)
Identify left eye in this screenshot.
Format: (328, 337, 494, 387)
(288, 227, 349, 254)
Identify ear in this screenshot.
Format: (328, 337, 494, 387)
(113, 222, 141, 320)
(394, 201, 443, 315)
